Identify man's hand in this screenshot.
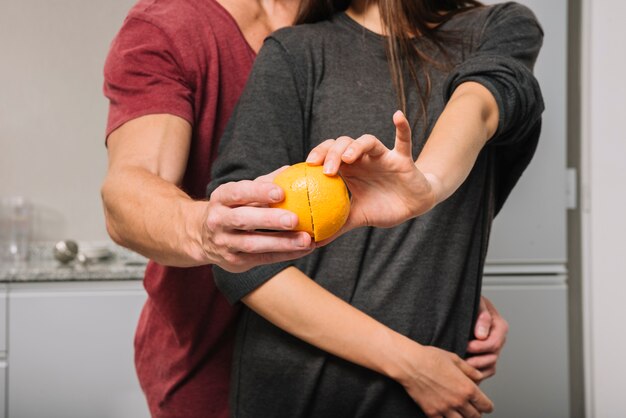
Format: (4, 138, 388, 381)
(103, 114, 313, 269)
(204, 168, 315, 272)
(466, 296, 509, 381)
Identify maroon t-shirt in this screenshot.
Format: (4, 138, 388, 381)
(103, 0, 255, 416)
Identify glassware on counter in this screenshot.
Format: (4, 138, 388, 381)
(0, 196, 33, 263)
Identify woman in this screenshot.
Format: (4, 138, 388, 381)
(209, 0, 543, 416)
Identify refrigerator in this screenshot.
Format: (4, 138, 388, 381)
(480, 1, 570, 417)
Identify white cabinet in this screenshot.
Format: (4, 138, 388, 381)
(7, 281, 149, 418)
(0, 286, 7, 418)
(481, 276, 570, 418)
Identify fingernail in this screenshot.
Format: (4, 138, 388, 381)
(306, 152, 318, 163)
(477, 326, 488, 338)
(281, 214, 296, 228)
(269, 188, 282, 201)
(342, 148, 354, 159)
(323, 160, 333, 174)
(297, 236, 309, 248)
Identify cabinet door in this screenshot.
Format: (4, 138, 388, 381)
(480, 277, 570, 418)
(7, 282, 149, 418)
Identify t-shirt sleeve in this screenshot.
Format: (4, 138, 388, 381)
(103, 17, 194, 138)
(443, 2, 545, 145)
(443, 2, 545, 213)
(206, 37, 307, 304)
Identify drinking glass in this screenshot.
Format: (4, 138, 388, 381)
(0, 196, 33, 263)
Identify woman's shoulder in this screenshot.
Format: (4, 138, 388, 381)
(268, 18, 339, 52)
(446, 2, 540, 31)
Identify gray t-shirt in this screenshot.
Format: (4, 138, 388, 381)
(208, 3, 543, 417)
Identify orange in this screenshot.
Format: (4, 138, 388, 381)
(270, 162, 350, 242)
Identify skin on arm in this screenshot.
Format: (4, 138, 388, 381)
(101, 113, 314, 272)
(415, 81, 499, 203)
(243, 267, 494, 418)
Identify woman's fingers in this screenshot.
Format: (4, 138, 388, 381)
(306, 139, 337, 165)
(393, 110, 413, 157)
(306, 137, 355, 175)
(341, 134, 389, 163)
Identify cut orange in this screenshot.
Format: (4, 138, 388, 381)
(270, 162, 350, 242)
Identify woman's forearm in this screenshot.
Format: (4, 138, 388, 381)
(242, 266, 418, 380)
(241, 266, 493, 414)
(416, 81, 499, 204)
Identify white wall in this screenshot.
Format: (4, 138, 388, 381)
(582, 0, 626, 416)
(0, 0, 135, 241)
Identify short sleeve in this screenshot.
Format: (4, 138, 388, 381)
(443, 2, 545, 145)
(103, 17, 194, 137)
(207, 37, 307, 304)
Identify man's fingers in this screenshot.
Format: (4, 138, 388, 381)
(212, 180, 285, 206)
(456, 357, 484, 383)
(466, 334, 504, 354)
(473, 297, 492, 340)
(392, 110, 412, 157)
(466, 353, 498, 370)
(223, 206, 310, 232)
(226, 229, 314, 254)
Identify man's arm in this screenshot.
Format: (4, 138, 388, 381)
(101, 113, 313, 271)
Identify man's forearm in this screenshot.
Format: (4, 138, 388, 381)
(101, 166, 209, 267)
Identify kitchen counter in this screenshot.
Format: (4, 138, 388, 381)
(0, 242, 147, 282)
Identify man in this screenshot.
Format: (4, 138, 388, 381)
(101, 0, 508, 416)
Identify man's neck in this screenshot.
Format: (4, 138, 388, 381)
(217, 0, 300, 52)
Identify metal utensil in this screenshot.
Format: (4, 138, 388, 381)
(53, 240, 79, 264)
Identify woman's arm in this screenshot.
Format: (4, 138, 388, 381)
(208, 36, 494, 416)
(244, 267, 493, 417)
(305, 81, 498, 239)
(416, 81, 498, 202)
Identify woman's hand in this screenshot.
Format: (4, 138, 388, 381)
(306, 111, 437, 243)
(389, 340, 494, 417)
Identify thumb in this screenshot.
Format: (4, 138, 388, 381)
(474, 297, 492, 340)
(393, 110, 412, 157)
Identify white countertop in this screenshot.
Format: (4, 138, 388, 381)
(0, 242, 147, 282)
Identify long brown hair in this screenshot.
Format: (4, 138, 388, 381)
(296, 0, 483, 118)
